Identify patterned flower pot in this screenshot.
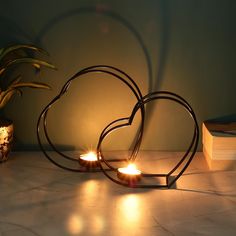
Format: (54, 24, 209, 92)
(0, 118, 13, 163)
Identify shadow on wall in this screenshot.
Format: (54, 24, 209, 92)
(0, 15, 34, 45)
(0, 4, 172, 151)
(34, 6, 152, 152)
(144, 0, 170, 136)
(34, 6, 153, 93)
(32, 5, 171, 151)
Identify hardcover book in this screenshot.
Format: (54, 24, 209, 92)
(202, 114, 236, 170)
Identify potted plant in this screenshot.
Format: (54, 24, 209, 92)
(0, 44, 56, 162)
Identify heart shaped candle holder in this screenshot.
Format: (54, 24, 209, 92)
(37, 65, 199, 188)
(37, 65, 145, 172)
(97, 91, 199, 188)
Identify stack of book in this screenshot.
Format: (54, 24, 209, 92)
(202, 116, 236, 170)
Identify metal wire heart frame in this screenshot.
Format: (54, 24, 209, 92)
(37, 65, 199, 188)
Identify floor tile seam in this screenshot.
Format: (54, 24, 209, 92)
(0, 178, 79, 201)
(152, 216, 176, 236)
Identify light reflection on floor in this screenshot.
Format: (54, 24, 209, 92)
(0, 152, 236, 236)
(118, 194, 141, 226)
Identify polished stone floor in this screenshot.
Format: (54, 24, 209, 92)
(0, 152, 236, 236)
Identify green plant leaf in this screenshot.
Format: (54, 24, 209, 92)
(0, 89, 16, 109)
(33, 63, 41, 69)
(0, 81, 51, 109)
(10, 75, 22, 85)
(0, 44, 49, 61)
(11, 81, 51, 90)
(0, 48, 4, 56)
(15, 88, 23, 97)
(0, 44, 56, 109)
(0, 58, 56, 76)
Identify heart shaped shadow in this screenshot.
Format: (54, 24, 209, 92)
(97, 91, 199, 188)
(37, 65, 145, 172)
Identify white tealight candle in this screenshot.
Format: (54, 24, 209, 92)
(117, 164, 141, 182)
(80, 151, 98, 161)
(79, 151, 99, 168)
(118, 164, 141, 175)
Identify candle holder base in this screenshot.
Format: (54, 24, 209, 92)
(79, 158, 100, 169)
(117, 171, 141, 183)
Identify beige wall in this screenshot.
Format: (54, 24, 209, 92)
(1, 0, 236, 151)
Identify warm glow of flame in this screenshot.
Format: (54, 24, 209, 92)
(67, 213, 104, 235)
(117, 194, 141, 228)
(80, 180, 100, 197)
(80, 151, 98, 161)
(90, 215, 105, 234)
(118, 163, 141, 175)
(67, 214, 83, 235)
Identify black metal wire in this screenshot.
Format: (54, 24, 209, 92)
(37, 65, 199, 188)
(97, 91, 199, 188)
(37, 65, 145, 172)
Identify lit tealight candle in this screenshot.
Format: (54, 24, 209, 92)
(79, 151, 99, 168)
(117, 164, 142, 182)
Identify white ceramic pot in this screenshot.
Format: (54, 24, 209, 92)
(0, 119, 13, 162)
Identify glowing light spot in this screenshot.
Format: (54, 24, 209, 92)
(67, 214, 83, 235)
(118, 164, 141, 175)
(119, 194, 141, 225)
(91, 215, 105, 234)
(80, 151, 98, 161)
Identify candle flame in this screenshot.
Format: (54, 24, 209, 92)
(118, 163, 141, 175)
(80, 151, 98, 161)
(127, 164, 137, 170)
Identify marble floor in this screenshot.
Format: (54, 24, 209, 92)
(0, 151, 236, 236)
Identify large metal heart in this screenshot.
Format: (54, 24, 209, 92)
(37, 65, 199, 188)
(97, 91, 199, 188)
(37, 65, 145, 172)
